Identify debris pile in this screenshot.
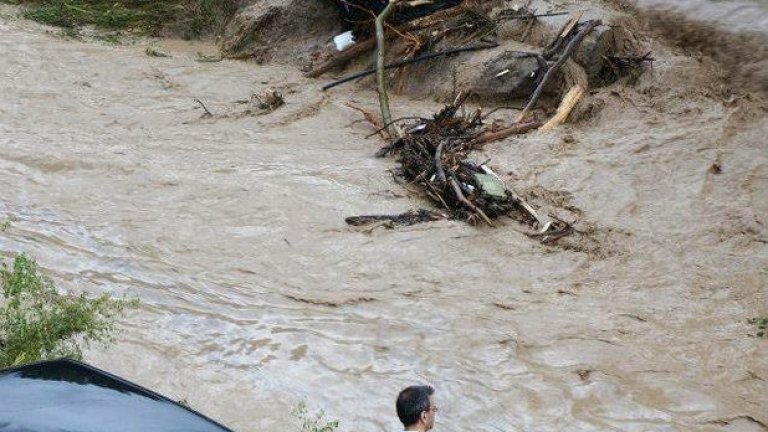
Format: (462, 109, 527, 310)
(338, 4, 652, 240)
(250, 88, 285, 113)
(371, 91, 542, 227)
(302, 2, 650, 99)
(345, 86, 579, 241)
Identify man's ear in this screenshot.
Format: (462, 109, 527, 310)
(420, 410, 428, 424)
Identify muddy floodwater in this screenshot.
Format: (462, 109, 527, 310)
(634, 0, 768, 31)
(0, 2, 766, 432)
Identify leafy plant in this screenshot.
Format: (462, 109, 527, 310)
(292, 402, 340, 432)
(748, 317, 767, 338)
(0, 253, 136, 368)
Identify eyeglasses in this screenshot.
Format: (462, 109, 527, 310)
(427, 406, 439, 413)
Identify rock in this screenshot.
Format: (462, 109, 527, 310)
(470, 50, 540, 100)
(220, 0, 341, 63)
(575, 24, 640, 85)
(395, 43, 544, 103)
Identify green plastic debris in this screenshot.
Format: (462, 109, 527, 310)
(474, 173, 508, 200)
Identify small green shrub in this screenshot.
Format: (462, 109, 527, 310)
(0, 253, 135, 368)
(292, 402, 340, 432)
(748, 317, 767, 338)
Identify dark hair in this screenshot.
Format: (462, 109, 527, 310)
(396, 385, 434, 427)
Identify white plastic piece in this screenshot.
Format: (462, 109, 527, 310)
(407, 124, 427, 134)
(333, 31, 356, 51)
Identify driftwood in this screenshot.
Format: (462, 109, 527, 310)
(309, 1, 479, 80)
(517, 19, 601, 122)
(495, 10, 569, 22)
(540, 85, 585, 131)
(347, 92, 547, 228)
(339, 6, 593, 240)
(194, 98, 213, 118)
(542, 11, 584, 59)
(345, 102, 386, 138)
(345, 209, 444, 226)
(449, 174, 494, 226)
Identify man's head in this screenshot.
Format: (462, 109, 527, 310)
(396, 385, 437, 431)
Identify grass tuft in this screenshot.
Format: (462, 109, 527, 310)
(748, 317, 767, 338)
(5, 0, 239, 37)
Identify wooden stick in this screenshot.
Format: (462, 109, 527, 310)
(376, 1, 400, 138)
(194, 98, 213, 118)
(449, 175, 494, 227)
(542, 11, 583, 59)
(479, 165, 546, 228)
(470, 120, 542, 146)
(345, 102, 386, 138)
(494, 11, 569, 22)
(516, 19, 600, 122)
(434, 141, 447, 182)
(540, 85, 585, 132)
(559, 11, 584, 38)
(424, 178, 450, 209)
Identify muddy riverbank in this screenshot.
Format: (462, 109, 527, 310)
(0, 2, 766, 431)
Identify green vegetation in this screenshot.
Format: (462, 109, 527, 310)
(0, 253, 135, 368)
(749, 317, 767, 338)
(4, 0, 238, 37)
(293, 402, 340, 432)
(0, 215, 16, 232)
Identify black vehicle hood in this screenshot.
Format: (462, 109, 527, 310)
(0, 359, 234, 432)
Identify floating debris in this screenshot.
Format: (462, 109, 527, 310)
(145, 46, 171, 58)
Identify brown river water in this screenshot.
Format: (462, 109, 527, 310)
(634, 0, 768, 31)
(0, 2, 766, 431)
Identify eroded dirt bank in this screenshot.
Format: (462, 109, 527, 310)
(0, 2, 766, 431)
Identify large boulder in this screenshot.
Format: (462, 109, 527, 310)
(471, 50, 541, 100)
(220, 0, 341, 63)
(391, 42, 544, 103)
